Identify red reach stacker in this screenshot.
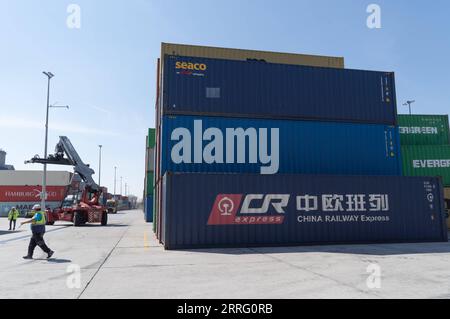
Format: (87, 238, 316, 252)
(26, 136, 108, 227)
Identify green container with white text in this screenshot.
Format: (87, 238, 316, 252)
(398, 115, 450, 145)
(402, 145, 450, 186)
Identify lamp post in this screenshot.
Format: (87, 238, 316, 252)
(41, 72, 69, 210)
(120, 176, 123, 195)
(98, 145, 103, 186)
(114, 166, 117, 200)
(403, 100, 416, 115)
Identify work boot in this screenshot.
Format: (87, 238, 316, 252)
(47, 250, 54, 259)
(23, 255, 33, 260)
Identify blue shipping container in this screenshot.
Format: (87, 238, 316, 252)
(161, 173, 448, 249)
(163, 55, 397, 125)
(146, 195, 153, 223)
(161, 115, 402, 176)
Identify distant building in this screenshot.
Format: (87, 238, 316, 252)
(0, 150, 15, 170)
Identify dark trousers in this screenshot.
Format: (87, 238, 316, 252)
(9, 220, 16, 230)
(28, 232, 51, 257)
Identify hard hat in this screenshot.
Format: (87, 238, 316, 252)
(11, 207, 16, 210)
(32, 204, 41, 210)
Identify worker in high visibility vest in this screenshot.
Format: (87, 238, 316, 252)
(20, 204, 54, 260)
(8, 207, 20, 231)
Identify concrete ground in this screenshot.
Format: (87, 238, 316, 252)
(1, 209, 450, 299)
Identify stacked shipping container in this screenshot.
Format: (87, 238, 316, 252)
(399, 114, 450, 228)
(152, 43, 448, 249)
(0, 171, 73, 217)
(144, 129, 156, 222)
(153, 44, 348, 242)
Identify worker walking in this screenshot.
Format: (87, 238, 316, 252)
(20, 204, 54, 260)
(8, 207, 20, 231)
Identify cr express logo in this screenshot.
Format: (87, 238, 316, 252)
(207, 194, 286, 225)
(207, 193, 391, 226)
(175, 61, 207, 71)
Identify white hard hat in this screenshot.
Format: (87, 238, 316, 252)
(32, 204, 41, 210)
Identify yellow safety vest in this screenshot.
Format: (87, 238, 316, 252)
(31, 210, 46, 225)
(8, 209, 19, 221)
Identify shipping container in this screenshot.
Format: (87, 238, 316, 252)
(144, 134, 149, 173)
(162, 55, 397, 125)
(145, 195, 153, 223)
(0, 202, 62, 217)
(0, 185, 68, 202)
(161, 173, 448, 249)
(146, 172, 154, 196)
(402, 145, 450, 186)
(398, 115, 450, 145)
(148, 128, 156, 149)
(0, 171, 73, 186)
(146, 148, 155, 172)
(161, 115, 402, 176)
(161, 43, 345, 69)
(153, 181, 158, 233)
(445, 188, 450, 229)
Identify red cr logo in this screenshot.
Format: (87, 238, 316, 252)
(207, 194, 286, 226)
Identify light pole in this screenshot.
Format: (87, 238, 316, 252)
(403, 100, 416, 115)
(41, 72, 69, 210)
(125, 183, 127, 196)
(98, 145, 103, 186)
(114, 166, 117, 200)
(120, 176, 123, 195)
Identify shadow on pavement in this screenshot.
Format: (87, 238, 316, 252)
(31, 258, 72, 263)
(47, 258, 72, 264)
(181, 239, 450, 257)
(81, 224, 128, 228)
(0, 230, 23, 236)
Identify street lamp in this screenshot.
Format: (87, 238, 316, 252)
(120, 176, 123, 195)
(403, 100, 416, 115)
(114, 166, 117, 200)
(98, 145, 103, 186)
(41, 72, 69, 210)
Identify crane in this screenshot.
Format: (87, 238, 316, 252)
(26, 136, 108, 226)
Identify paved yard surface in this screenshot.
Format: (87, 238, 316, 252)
(1, 209, 450, 299)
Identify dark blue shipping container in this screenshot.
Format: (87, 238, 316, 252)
(163, 55, 397, 125)
(161, 173, 448, 249)
(161, 115, 402, 176)
(145, 195, 153, 223)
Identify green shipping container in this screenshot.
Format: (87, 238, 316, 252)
(146, 172, 154, 196)
(398, 115, 450, 145)
(147, 128, 156, 149)
(402, 145, 450, 186)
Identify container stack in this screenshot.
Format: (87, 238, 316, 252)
(152, 43, 448, 249)
(143, 128, 155, 223)
(0, 170, 72, 217)
(398, 114, 450, 227)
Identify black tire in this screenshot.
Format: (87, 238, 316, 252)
(101, 211, 108, 226)
(47, 221, 55, 226)
(73, 211, 84, 227)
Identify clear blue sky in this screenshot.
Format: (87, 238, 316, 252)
(1, 0, 449, 198)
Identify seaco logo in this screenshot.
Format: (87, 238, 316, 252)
(175, 61, 207, 71)
(171, 120, 279, 174)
